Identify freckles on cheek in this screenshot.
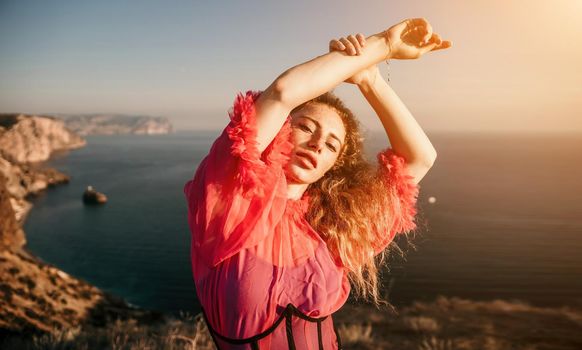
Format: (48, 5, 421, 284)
(290, 130, 301, 144)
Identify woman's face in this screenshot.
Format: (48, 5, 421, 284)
(285, 103, 347, 184)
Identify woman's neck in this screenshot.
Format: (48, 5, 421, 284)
(287, 182, 309, 200)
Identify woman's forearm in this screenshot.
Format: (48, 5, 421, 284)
(358, 71, 437, 167)
(276, 31, 390, 109)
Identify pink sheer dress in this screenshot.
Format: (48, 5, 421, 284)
(183, 90, 420, 350)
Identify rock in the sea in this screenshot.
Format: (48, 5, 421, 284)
(82, 186, 107, 205)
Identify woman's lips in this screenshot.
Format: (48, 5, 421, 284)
(295, 151, 318, 169)
(296, 153, 316, 169)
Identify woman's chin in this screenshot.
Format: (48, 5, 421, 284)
(285, 163, 313, 184)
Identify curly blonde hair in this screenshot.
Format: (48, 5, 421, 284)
(291, 90, 416, 308)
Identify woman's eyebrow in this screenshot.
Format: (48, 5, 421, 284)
(299, 116, 343, 146)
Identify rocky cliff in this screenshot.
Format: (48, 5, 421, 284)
(0, 114, 163, 338)
(0, 113, 83, 230)
(54, 114, 173, 136)
(0, 114, 86, 164)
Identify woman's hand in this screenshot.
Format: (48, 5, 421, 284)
(329, 33, 380, 86)
(384, 17, 452, 60)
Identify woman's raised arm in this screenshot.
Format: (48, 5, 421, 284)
(252, 30, 391, 154)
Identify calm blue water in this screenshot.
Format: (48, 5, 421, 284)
(23, 131, 582, 316)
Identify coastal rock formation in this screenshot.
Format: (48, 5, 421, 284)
(54, 114, 173, 136)
(0, 157, 70, 226)
(0, 114, 86, 164)
(0, 114, 164, 337)
(0, 114, 79, 228)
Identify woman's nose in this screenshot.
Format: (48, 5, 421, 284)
(307, 137, 323, 152)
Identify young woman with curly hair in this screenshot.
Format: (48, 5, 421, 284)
(184, 17, 452, 350)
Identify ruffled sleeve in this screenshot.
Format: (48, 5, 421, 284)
(183, 89, 294, 268)
(372, 148, 420, 255)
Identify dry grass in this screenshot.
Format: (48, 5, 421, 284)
(333, 296, 582, 350)
(0, 311, 216, 350)
(337, 322, 374, 348)
(417, 336, 457, 350)
(2, 296, 582, 349)
(402, 316, 440, 334)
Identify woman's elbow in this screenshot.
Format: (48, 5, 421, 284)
(426, 151, 437, 167)
(271, 70, 302, 108)
(261, 78, 287, 105)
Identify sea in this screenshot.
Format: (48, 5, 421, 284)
(22, 130, 582, 317)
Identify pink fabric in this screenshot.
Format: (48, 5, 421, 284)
(184, 89, 419, 349)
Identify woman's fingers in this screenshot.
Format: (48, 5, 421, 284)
(426, 33, 453, 51)
(355, 33, 366, 54)
(347, 34, 362, 55)
(329, 39, 345, 52)
(331, 33, 366, 56)
(339, 37, 356, 55)
(356, 33, 366, 47)
(432, 39, 453, 51)
(423, 21, 433, 44)
(418, 33, 453, 55)
(421, 33, 440, 47)
(433, 33, 442, 46)
(402, 18, 433, 45)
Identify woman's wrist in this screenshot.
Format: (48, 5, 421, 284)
(370, 30, 392, 61)
(357, 69, 382, 90)
(382, 30, 394, 60)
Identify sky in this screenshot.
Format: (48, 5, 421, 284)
(0, 0, 581, 134)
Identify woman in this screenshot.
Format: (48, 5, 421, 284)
(184, 17, 451, 350)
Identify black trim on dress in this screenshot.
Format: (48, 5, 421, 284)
(200, 303, 343, 350)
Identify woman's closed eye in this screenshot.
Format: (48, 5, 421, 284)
(298, 124, 337, 152)
(299, 124, 312, 133)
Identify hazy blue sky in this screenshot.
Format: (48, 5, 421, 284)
(1, 0, 580, 133)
